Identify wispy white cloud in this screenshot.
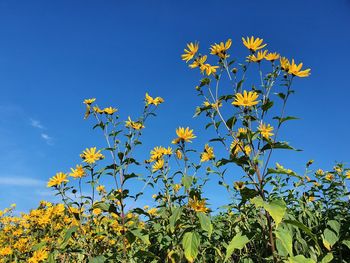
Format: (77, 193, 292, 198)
(0, 176, 45, 187)
(30, 118, 45, 129)
(41, 133, 54, 145)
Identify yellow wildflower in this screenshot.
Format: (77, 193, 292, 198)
(181, 42, 199, 62)
(93, 106, 104, 114)
(346, 171, 350, 179)
(148, 208, 158, 216)
(96, 185, 106, 193)
(70, 165, 85, 178)
(242, 36, 267, 52)
(92, 208, 102, 216)
(80, 147, 104, 164)
(280, 57, 290, 71)
(315, 169, 324, 176)
(325, 173, 334, 181)
(288, 59, 311, 77)
(0, 246, 13, 256)
(210, 39, 232, 59)
(189, 55, 207, 69)
(258, 123, 274, 139)
(103, 107, 118, 115)
(125, 117, 144, 130)
(334, 166, 342, 174)
(176, 149, 183, 159)
(200, 144, 215, 162)
(152, 159, 164, 172)
(237, 128, 247, 136)
(152, 194, 157, 199)
(265, 52, 280, 61)
(172, 127, 196, 144)
(247, 50, 268, 63)
(188, 196, 209, 213)
(234, 181, 245, 190)
(47, 172, 69, 187)
(83, 98, 96, 105)
(308, 196, 315, 202)
(232, 90, 259, 107)
(200, 63, 219, 76)
(145, 93, 164, 106)
(173, 184, 181, 192)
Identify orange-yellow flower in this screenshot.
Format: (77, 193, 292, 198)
(145, 93, 164, 106)
(152, 159, 164, 172)
(288, 59, 311, 77)
(189, 55, 207, 69)
(80, 147, 104, 164)
(232, 91, 259, 107)
(188, 196, 209, 213)
(247, 50, 268, 63)
(83, 98, 96, 105)
(200, 63, 219, 76)
(47, 172, 69, 187)
(200, 144, 215, 162)
(210, 39, 232, 59)
(125, 117, 144, 130)
(258, 123, 274, 139)
(265, 52, 280, 62)
(103, 107, 118, 115)
(181, 42, 199, 62)
(172, 127, 196, 144)
(234, 181, 245, 191)
(280, 57, 290, 71)
(325, 173, 334, 181)
(242, 36, 267, 52)
(70, 165, 85, 179)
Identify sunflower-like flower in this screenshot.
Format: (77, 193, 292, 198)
(230, 140, 251, 156)
(188, 196, 209, 213)
(280, 57, 290, 71)
(200, 144, 215, 162)
(210, 39, 232, 59)
(315, 169, 324, 176)
(69, 165, 86, 179)
(265, 52, 280, 62)
(325, 173, 334, 181)
(103, 107, 118, 115)
(200, 63, 219, 76)
(125, 117, 144, 130)
(28, 248, 48, 263)
(149, 146, 172, 162)
(258, 123, 274, 139)
(247, 50, 268, 63)
(152, 159, 164, 172)
(232, 90, 259, 107)
(80, 147, 104, 164)
(242, 36, 267, 52)
(288, 59, 311, 77)
(145, 93, 164, 106)
(181, 42, 199, 62)
(237, 128, 247, 137)
(172, 127, 196, 144)
(203, 100, 222, 109)
(93, 106, 104, 114)
(83, 98, 96, 105)
(47, 172, 69, 188)
(345, 171, 350, 179)
(176, 149, 183, 159)
(189, 55, 207, 69)
(234, 181, 245, 191)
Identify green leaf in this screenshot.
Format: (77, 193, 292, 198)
(225, 232, 249, 262)
(130, 229, 151, 245)
(182, 232, 200, 263)
(169, 207, 183, 233)
(342, 240, 350, 249)
(196, 212, 213, 237)
(225, 116, 237, 130)
(261, 99, 274, 112)
(322, 228, 339, 251)
(321, 253, 334, 263)
(182, 175, 193, 190)
(261, 141, 298, 152)
(276, 227, 293, 256)
(287, 255, 315, 263)
(250, 197, 286, 227)
(89, 256, 106, 263)
(273, 116, 299, 124)
(327, 220, 340, 235)
(60, 226, 78, 249)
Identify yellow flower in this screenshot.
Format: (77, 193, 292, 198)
(173, 184, 181, 193)
(230, 140, 250, 156)
(0, 246, 13, 256)
(152, 159, 164, 172)
(93, 105, 104, 114)
(176, 149, 183, 159)
(280, 57, 290, 71)
(189, 55, 207, 69)
(308, 196, 315, 202)
(172, 127, 196, 144)
(148, 208, 158, 216)
(244, 145, 251, 156)
(80, 147, 104, 164)
(28, 248, 48, 263)
(288, 59, 311, 77)
(125, 116, 145, 130)
(210, 39, 232, 59)
(242, 36, 267, 52)
(265, 52, 280, 61)
(325, 173, 334, 181)
(315, 169, 324, 176)
(200, 144, 215, 162)
(96, 185, 106, 193)
(346, 171, 350, 179)
(145, 93, 164, 106)
(203, 100, 222, 109)
(70, 165, 85, 179)
(237, 128, 247, 136)
(92, 208, 102, 216)
(152, 194, 157, 199)
(83, 98, 96, 105)
(188, 196, 209, 213)
(200, 63, 219, 76)
(47, 172, 69, 187)
(103, 107, 118, 115)
(181, 42, 199, 62)
(334, 166, 342, 174)
(247, 50, 268, 63)
(149, 146, 172, 162)
(313, 182, 321, 187)
(258, 123, 274, 139)
(234, 181, 245, 191)
(232, 90, 259, 107)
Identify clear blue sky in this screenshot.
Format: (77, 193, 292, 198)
(1, 0, 349, 212)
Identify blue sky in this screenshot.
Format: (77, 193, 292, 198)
(0, 0, 350, 212)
